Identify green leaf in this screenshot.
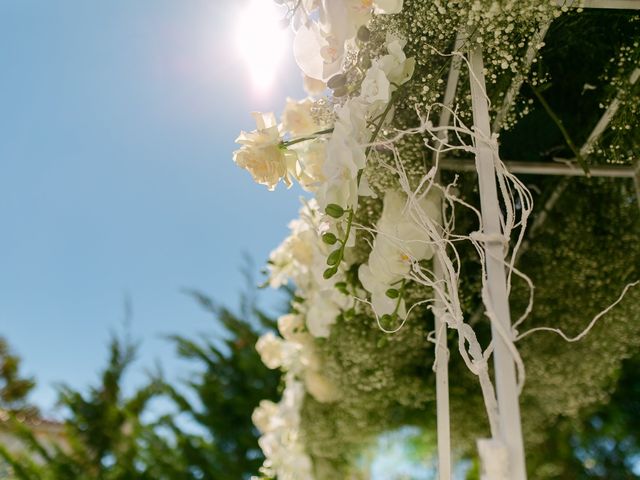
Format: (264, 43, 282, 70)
(380, 314, 393, 325)
(326, 249, 342, 266)
(323, 267, 338, 279)
(325, 204, 345, 219)
(322, 232, 338, 245)
(386, 288, 399, 299)
(334, 282, 348, 294)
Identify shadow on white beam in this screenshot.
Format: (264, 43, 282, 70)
(439, 158, 638, 178)
(558, 0, 640, 9)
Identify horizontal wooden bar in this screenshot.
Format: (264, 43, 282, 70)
(439, 158, 638, 178)
(558, 0, 640, 10)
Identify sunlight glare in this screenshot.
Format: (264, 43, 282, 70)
(235, 0, 288, 92)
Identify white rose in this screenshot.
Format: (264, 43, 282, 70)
(294, 139, 326, 191)
(306, 290, 341, 337)
(281, 452, 314, 480)
(281, 379, 306, 413)
(267, 241, 294, 288)
(255, 332, 286, 369)
(298, 338, 321, 371)
(233, 112, 294, 191)
(258, 432, 280, 460)
(304, 370, 340, 403)
(233, 144, 289, 191)
(282, 98, 317, 137)
(288, 227, 315, 268)
(252, 400, 280, 434)
(267, 224, 311, 289)
(277, 313, 306, 342)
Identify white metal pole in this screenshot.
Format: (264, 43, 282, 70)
(433, 258, 451, 480)
(432, 30, 465, 480)
(468, 47, 527, 480)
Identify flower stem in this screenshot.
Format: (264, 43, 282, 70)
(281, 128, 334, 147)
(391, 279, 406, 317)
(324, 81, 412, 281)
(326, 89, 406, 279)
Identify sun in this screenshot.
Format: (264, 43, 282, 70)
(235, 0, 289, 92)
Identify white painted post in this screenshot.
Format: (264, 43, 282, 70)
(433, 30, 465, 480)
(433, 258, 451, 480)
(468, 47, 527, 480)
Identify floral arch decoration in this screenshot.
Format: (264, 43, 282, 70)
(232, 1, 640, 479)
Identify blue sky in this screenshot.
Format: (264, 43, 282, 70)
(0, 0, 305, 412)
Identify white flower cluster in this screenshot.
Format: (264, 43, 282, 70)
(289, 0, 404, 82)
(252, 379, 313, 480)
(252, 200, 344, 479)
(232, 2, 446, 477)
(317, 33, 415, 213)
(233, 103, 329, 192)
(268, 199, 350, 338)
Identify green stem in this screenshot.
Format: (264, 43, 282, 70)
(531, 85, 590, 175)
(325, 85, 409, 279)
(392, 279, 406, 317)
(337, 91, 402, 270)
(281, 128, 334, 147)
(364, 91, 400, 158)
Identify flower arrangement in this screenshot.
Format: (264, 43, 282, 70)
(233, 1, 640, 478)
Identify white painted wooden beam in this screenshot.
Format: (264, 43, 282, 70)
(558, 0, 640, 9)
(439, 158, 638, 177)
(437, 31, 466, 141)
(432, 29, 465, 480)
(581, 68, 640, 157)
(469, 47, 527, 480)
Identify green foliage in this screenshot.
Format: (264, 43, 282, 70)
(0, 337, 37, 418)
(0, 289, 280, 480)
(0, 334, 164, 480)
(525, 355, 640, 479)
(154, 289, 280, 480)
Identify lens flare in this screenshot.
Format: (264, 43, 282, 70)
(235, 0, 288, 92)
